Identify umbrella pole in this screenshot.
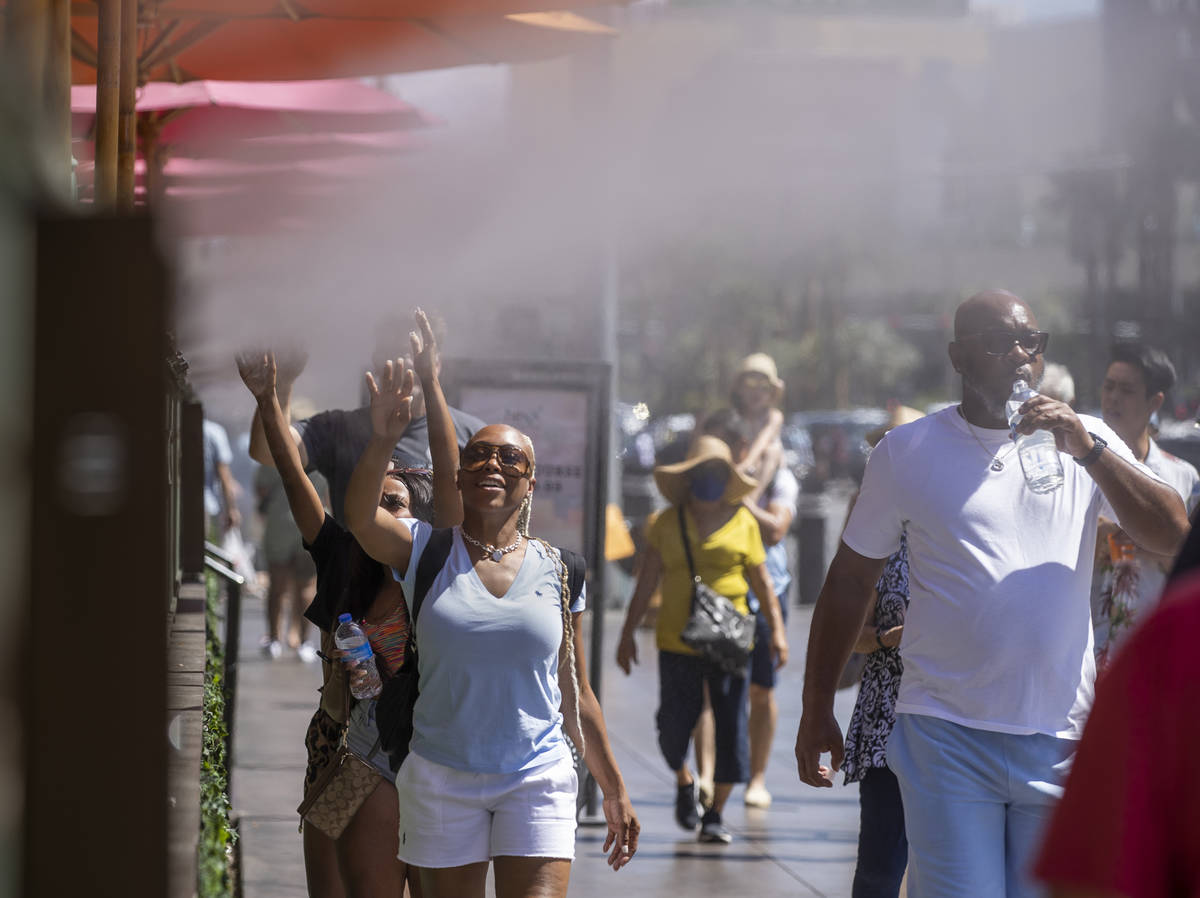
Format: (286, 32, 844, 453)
(93, 0, 121, 208)
(140, 114, 166, 206)
(48, 0, 73, 198)
(116, 0, 137, 208)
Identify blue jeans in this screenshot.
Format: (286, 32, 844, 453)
(852, 766, 907, 898)
(887, 713, 1074, 898)
(656, 650, 749, 783)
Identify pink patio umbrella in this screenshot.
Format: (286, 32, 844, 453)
(70, 78, 434, 234)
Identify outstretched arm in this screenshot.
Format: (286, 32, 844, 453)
(794, 542, 886, 788)
(344, 359, 416, 572)
(410, 308, 462, 528)
(743, 494, 795, 547)
(740, 408, 784, 481)
(247, 350, 308, 468)
(567, 613, 640, 870)
(615, 547, 664, 675)
(236, 352, 323, 543)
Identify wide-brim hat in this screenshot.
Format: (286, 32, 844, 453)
(733, 352, 785, 400)
(653, 435, 758, 506)
(866, 404, 925, 448)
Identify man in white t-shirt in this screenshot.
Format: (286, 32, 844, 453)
(1093, 343, 1200, 665)
(793, 290, 1189, 898)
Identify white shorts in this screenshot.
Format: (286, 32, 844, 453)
(394, 749, 578, 868)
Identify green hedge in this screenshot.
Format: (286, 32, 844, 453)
(199, 572, 237, 898)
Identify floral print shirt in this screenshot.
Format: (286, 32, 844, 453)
(843, 532, 909, 784)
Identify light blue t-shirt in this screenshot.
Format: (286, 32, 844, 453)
(393, 520, 586, 774)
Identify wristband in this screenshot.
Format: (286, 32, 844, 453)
(1073, 433, 1107, 468)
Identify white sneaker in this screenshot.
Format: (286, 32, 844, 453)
(743, 784, 772, 809)
(297, 643, 318, 664)
(260, 639, 283, 660)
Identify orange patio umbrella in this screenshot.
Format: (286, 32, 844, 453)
(65, 6, 617, 84)
(1, 0, 616, 207)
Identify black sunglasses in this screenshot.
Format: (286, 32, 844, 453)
(460, 442, 532, 478)
(960, 329, 1049, 357)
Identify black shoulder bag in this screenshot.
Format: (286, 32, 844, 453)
(375, 527, 454, 772)
(676, 508, 756, 675)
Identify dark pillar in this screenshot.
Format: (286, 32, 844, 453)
(24, 215, 169, 897)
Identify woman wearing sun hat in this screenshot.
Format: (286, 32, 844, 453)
(616, 435, 789, 844)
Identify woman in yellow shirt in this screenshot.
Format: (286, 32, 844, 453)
(616, 436, 788, 844)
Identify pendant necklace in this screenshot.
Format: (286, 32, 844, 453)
(461, 528, 523, 562)
(958, 405, 1015, 472)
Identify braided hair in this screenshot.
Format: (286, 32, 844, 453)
(514, 449, 585, 758)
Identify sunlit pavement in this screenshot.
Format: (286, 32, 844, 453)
(232, 595, 864, 898)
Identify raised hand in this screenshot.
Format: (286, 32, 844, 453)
(366, 357, 415, 442)
(236, 351, 277, 400)
(1012, 394, 1091, 457)
(409, 307, 439, 386)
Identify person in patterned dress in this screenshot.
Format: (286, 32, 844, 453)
(842, 406, 921, 898)
(843, 534, 909, 898)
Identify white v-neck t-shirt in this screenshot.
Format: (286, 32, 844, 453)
(394, 521, 586, 774)
(843, 406, 1155, 740)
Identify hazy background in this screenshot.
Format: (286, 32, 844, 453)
(174, 0, 1198, 433)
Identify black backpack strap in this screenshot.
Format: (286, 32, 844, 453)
(411, 527, 455, 625)
(556, 546, 587, 607)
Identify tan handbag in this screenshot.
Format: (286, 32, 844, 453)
(296, 743, 379, 840)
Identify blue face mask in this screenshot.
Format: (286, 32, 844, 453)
(689, 469, 729, 502)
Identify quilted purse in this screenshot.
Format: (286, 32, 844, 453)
(676, 507, 756, 675)
(296, 742, 379, 840)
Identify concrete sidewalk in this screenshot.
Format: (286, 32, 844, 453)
(231, 595, 864, 897)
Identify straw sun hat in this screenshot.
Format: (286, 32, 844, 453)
(733, 353, 785, 401)
(653, 435, 758, 506)
(865, 404, 925, 448)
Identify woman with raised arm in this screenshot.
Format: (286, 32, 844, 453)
(729, 353, 786, 493)
(344, 309, 639, 898)
(236, 346, 433, 898)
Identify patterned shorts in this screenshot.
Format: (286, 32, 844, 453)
(302, 708, 347, 802)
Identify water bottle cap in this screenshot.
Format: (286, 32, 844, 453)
(1012, 379, 1028, 392)
(337, 613, 352, 623)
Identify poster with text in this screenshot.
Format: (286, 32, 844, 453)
(458, 387, 589, 554)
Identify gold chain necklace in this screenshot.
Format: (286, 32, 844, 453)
(460, 528, 523, 562)
(958, 405, 1016, 472)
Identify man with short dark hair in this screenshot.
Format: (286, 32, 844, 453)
(794, 290, 1189, 898)
(1093, 343, 1199, 663)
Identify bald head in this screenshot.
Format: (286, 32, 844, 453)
(954, 290, 1036, 339)
(949, 289, 1046, 422)
(469, 424, 536, 469)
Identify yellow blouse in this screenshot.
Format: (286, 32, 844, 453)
(647, 504, 766, 656)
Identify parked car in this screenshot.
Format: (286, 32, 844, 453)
(619, 413, 696, 524)
(788, 409, 888, 490)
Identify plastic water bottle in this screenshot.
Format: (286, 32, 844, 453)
(334, 614, 382, 700)
(1006, 380, 1064, 494)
